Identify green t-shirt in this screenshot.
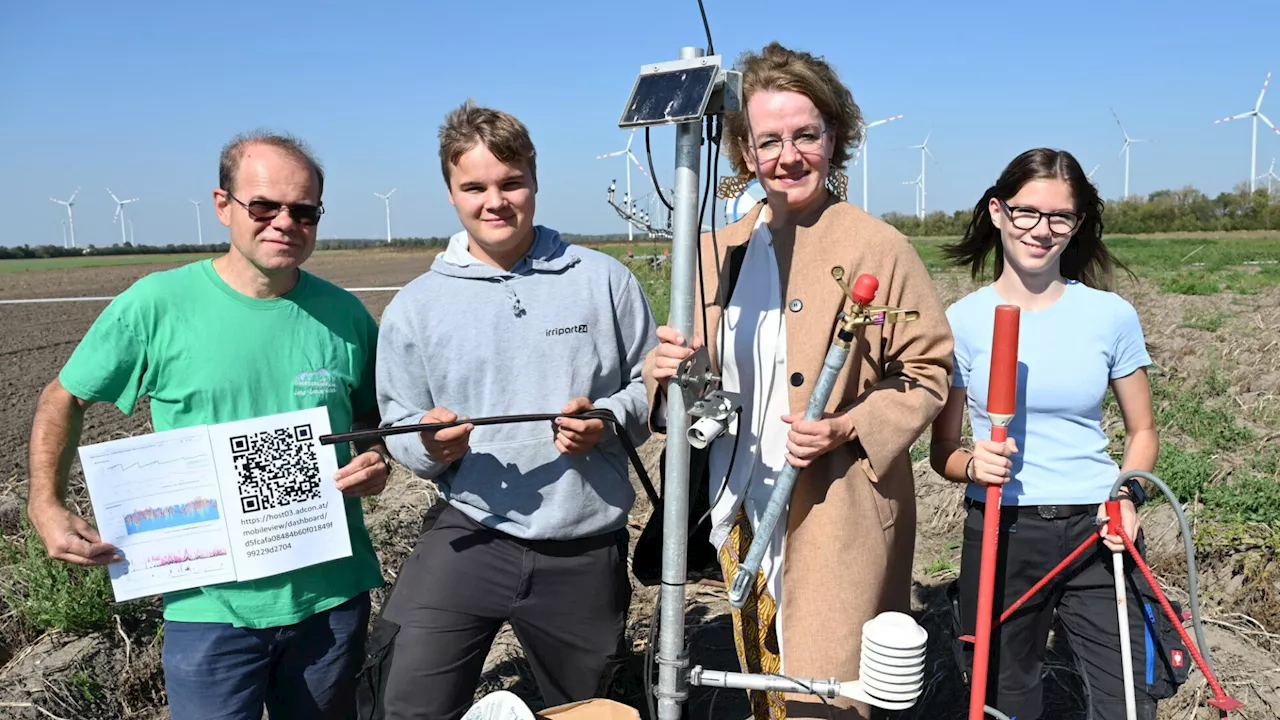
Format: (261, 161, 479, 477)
(59, 259, 384, 629)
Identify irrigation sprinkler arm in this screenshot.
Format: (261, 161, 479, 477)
(725, 270, 920, 608)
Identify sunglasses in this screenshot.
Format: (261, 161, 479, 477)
(226, 191, 325, 225)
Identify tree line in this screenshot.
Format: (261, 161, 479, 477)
(5, 185, 1277, 261)
(0, 233, 637, 260)
(881, 185, 1280, 237)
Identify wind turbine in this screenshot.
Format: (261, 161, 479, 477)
(61, 220, 68, 248)
(107, 188, 139, 246)
(374, 188, 396, 243)
(901, 174, 921, 219)
(49, 187, 79, 248)
(908, 132, 935, 218)
(852, 113, 905, 213)
(1213, 71, 1279, 193)
(1088, 164, 1100, 180)
(595, 129, 651, 242)
(1260, 158, 1279, 195)
(190, 200, 204, 245)
(1111, 108, 1151, 199)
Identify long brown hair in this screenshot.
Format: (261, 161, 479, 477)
(941, 148, 1132, 291)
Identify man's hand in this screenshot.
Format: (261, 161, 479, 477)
(555, 398, 605, 456)
(1097, 498, 1140, 553)
(651, 326, 703, 387)
(780, 411, 856, 469)
(335, 449, 390, 498)
(28, 503, 119, 567)
(419, 407, 472, 465)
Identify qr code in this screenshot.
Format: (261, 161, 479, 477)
(230, 424, 321, 514)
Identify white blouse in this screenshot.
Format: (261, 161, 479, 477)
(707, 209, 795, 659)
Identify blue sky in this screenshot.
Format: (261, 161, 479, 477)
(2, 0, 1278, 249)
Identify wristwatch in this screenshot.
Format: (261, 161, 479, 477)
(369, 447, 394, 469)
(1119, 477, 1147, 507)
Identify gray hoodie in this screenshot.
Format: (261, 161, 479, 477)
(376, 226, 658, 540)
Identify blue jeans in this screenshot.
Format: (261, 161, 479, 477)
(162, 592, 371, 720)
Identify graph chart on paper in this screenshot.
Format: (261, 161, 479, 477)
(124, 497, 221, 535)
(110, 537, 237, 597)
(100, 447, 215, 489)
(143, 546, 229, 569)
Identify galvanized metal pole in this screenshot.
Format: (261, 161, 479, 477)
(655, 44, 705, 720)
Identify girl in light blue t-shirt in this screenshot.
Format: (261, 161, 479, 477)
(929, 148, 1179, 720)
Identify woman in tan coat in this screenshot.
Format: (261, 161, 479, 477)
(642, 42, 954, 720)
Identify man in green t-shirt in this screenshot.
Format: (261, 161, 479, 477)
(25, 131, 390, 720)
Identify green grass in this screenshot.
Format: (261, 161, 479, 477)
(0, 516, 139, 633)
(1158, 272, 1223, 295)
(1105, 235, 1280, 273)
(0, 253, 220, 272)
(0, 248, 374, 273)
(1181, 309, 1227, 332)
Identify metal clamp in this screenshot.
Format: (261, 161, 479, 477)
(675, 346, 743, 449)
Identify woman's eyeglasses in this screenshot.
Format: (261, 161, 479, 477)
(750, 126, 827, 162)
(999, 199, 1081, 234)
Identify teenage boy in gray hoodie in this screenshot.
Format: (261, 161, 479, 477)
(374, 99, 658, 720)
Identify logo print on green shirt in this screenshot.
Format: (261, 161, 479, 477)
(293, 369, 338, 398)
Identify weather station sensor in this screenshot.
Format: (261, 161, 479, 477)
(618, 55, 741, 129)
(622, 46, 931, 720)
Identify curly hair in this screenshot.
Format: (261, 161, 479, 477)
(721, 42, 863, 177)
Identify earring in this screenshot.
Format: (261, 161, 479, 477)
(826, 169, 848, 200)
(717, 172, 754, 200)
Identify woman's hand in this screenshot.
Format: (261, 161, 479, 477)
(780, 412, 856, 468)
(651, 325, 703, 387)
(969, 437, 1018, 486)
(1097, 498, 1141, 553)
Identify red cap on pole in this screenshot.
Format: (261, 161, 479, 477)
(851, 274, 878, 307)
(987, 305, 1021, 427)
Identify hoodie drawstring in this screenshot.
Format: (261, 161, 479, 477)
(498, 277, 526, 318)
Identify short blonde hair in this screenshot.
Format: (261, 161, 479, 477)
(722, 42, 863, 177)
(438, 99, 538, 187)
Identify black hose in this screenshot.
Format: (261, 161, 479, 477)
(1108, 469, 1215, 675)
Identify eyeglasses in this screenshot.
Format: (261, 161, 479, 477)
(225, 191, 325, 225)
(750, 125, 828, 162)
(999, 199, 1081, 235)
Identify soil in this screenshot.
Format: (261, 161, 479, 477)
(2, 250, 1279, 719)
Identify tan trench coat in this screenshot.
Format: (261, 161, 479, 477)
(641, 196, 955, 718)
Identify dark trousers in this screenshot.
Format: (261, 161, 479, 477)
(956, 501, 1162, 720)
(162, 592, 371, 720)
(381, 504, 632, 720)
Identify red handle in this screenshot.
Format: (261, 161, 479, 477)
(987, 305, 1021, 419)
(850, 273, 878, 307)
(969, 305, 1021, 720)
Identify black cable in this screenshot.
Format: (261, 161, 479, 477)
(645, 128, 673, 212)
(765, 674, 835, 720)
(695, 0, 714, 55)
(695, 114, 714, 358)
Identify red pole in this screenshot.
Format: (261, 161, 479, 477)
(1115, 527, 1244, 713)
(968, 304, 1021, 720)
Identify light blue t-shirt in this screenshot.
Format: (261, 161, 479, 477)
(947, 281, 1152, 506)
